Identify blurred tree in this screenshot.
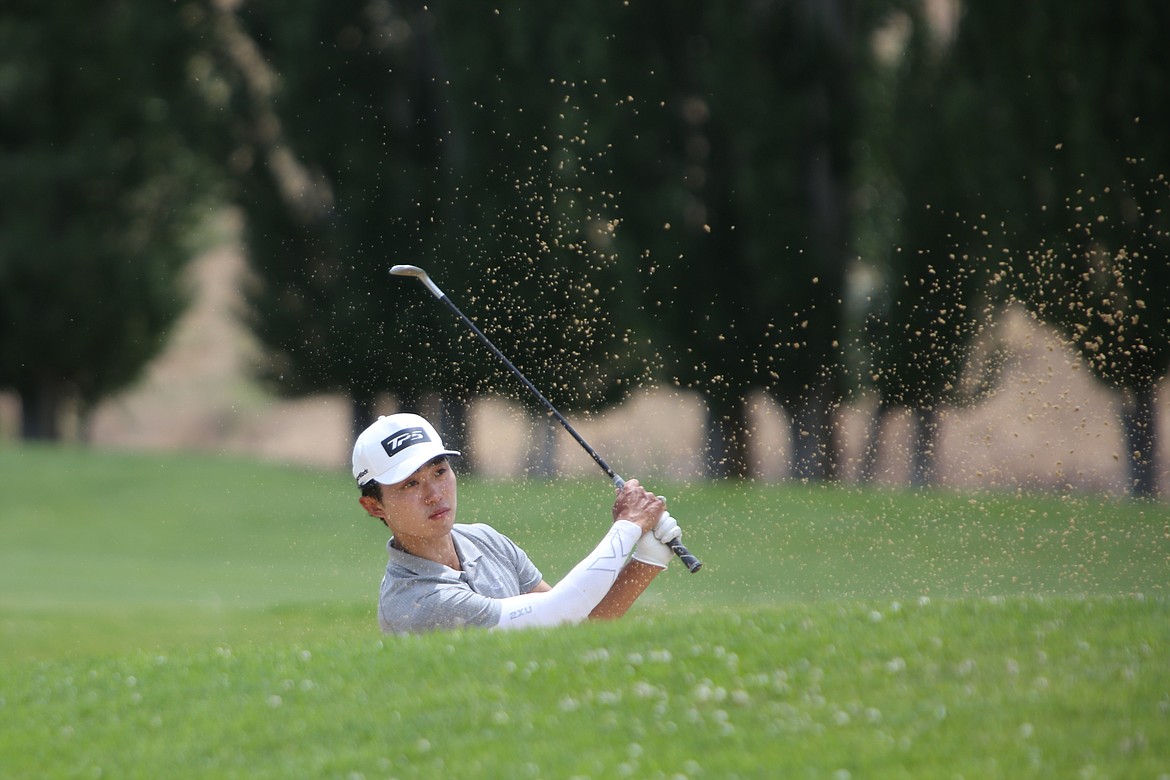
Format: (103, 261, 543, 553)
(0, 1, 226, 439)
(434, 0, 882, 481)
(739, 0, 864, 482)
(218, 1, 650, 472)
(604, 2, 767, 479)
(600, 0, 875, 480)
(212, 0, 470, 452)
(855, 1, 992, 487)
(429, 2, 654, 476)
(857, 1, 1169, 497)
(964, 1, 1170, 497)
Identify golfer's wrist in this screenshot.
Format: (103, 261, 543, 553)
(615, 515, 654, 535)
(612, 519, 642, 535)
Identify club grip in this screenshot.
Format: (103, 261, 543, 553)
(668, 535, 703, 573)
(659, 510, 701, 572)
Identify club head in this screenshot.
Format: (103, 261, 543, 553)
(390, 264, 427, 279)
(390, 264, 444, 299)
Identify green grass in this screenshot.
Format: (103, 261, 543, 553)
(2, 444, 1168, 778)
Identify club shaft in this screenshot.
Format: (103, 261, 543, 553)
(430, 290, 702, 573)
(439, 295, 618, 480)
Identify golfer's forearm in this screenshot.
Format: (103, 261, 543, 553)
(589, 559, 660, 620)
(492, 520, 642, 630)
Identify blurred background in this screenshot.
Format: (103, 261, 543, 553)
(2, 0, 1167, 496)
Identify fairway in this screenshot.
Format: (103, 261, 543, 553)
(2, 445, 1168, 778)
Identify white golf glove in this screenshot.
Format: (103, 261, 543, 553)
(632, 509, 682, 569)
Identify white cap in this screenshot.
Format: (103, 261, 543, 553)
(352, 413, 461, 487)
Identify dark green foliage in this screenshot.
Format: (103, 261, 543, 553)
(487, 1, 875, 480)
(428, 2, 653, 416)
(9, 0, 1166, 498)
(601, 1, 866, 479)
(0, 1, 226, 437)
(221, 0, 457, 437)
(952, 1, 1170, 495)
(857, 1, 1170, 494)
(223, 1, 876, 479)
(226, 1, 654, 455)
(854, 3, 991, 485)
(980, 3, 1170, 386)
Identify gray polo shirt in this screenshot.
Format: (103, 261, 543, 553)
(377, 523, 543, 634)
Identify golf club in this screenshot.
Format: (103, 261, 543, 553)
(390, 264, 703, 573)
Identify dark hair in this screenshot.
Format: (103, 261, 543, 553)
(360, 480, 383, 501)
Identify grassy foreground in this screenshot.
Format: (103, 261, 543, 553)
(2, 444, 1168, 778)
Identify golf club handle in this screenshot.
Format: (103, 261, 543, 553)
(666, 525, 703, 573)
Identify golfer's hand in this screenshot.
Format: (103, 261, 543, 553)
(612, 478, 665, 534)
(632, 511, 682, 569)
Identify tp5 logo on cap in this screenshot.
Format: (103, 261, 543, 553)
(382, 426, 430, 457)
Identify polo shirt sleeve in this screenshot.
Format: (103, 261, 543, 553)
(456, 523, 540, 593)
(485, 525, 543, 593)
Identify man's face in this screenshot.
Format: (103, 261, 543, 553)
(361, 457, 458, 542)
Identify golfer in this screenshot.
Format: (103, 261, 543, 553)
(353, 413, 683, 634)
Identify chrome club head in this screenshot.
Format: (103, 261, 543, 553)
(390, 264, 444, 299)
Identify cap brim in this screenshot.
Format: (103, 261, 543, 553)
(368, 447, 461, 486)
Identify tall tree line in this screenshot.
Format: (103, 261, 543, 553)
(216, 0, 875, 479)
(3, 1, 1167, 496)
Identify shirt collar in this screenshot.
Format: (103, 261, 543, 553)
(385, 524, 485, 577)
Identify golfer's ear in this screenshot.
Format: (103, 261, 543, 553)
(359, 495, 386, 521)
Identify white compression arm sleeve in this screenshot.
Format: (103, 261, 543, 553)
(492, 520, 642, 631)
